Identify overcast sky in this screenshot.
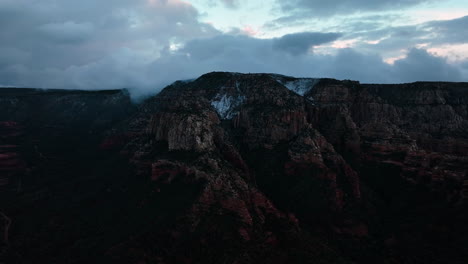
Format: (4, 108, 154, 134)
(0, 0, 467, 96)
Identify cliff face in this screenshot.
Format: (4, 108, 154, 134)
(105, 72, 468, 263)
(307, 81, 468, 202)
(1, 75, 468, 263)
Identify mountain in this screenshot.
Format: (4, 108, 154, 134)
(1, 73, 468, 263)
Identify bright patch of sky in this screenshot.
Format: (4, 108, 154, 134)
(187, 0, 468, 64)
(189, 0, 468, 36)
(405, 0, 468, 23)
(189, 0, 273, 37)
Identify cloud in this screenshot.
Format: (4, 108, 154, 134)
(392, 48, 462, 82)
(273, 32, 342, 55)
(320, 48, 393, 82)
(5, 34, 462, 98)
(0, 0, 466, 98)
(38, 21, 95, 44)
(314, 15, 468, 65)
(0, 0, 217, 92)
(277, 0, 434, 18)
(154, 37, 465, 87)
(0, 47, 30, 67)
(462, 61, 468, 69)
(425, 15, 468, 44)
(203, 0, 240, 9)
(0, 0, 219, 69)
(221, 0, 240, 9)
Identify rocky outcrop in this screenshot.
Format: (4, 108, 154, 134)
(148, 111, 220, 152)
(285, 127, 361, 211)
(113, 73, 468, 263)
(106, 149, 344, 264)
(102, 73, 364, 263)
(1, 74, 468, 264)
(305, 81, 468, 202)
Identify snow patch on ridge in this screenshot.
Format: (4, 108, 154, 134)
(211, 94, 245, 119)
(276, 78, 320, 96)
(211, 81, 245, 119)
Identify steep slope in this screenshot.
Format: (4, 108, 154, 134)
(108, 73, 355, 263)
(1, 74, 468, 264)
(307, 80, 468, 263)
(114, 72, 468, 263)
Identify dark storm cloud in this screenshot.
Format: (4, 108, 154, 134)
(0, 0, 219, 68)
(321, 48, 393, 82)
(393, 48, 462, 82)
(273, 32, 342, 55)
(0, 0, 219, 89)
(311, 47, 462, 83)
(144, 36, 464, 93)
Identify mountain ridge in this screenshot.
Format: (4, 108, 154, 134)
(1, 72, 468, 263)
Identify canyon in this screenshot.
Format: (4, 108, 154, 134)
(1, 73, 467, 263)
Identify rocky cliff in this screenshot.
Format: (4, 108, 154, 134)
(1, 74, 468, 263)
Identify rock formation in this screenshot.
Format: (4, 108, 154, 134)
(1, 74, 467, 263)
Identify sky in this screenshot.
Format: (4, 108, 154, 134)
(0, 0, 467, 96)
